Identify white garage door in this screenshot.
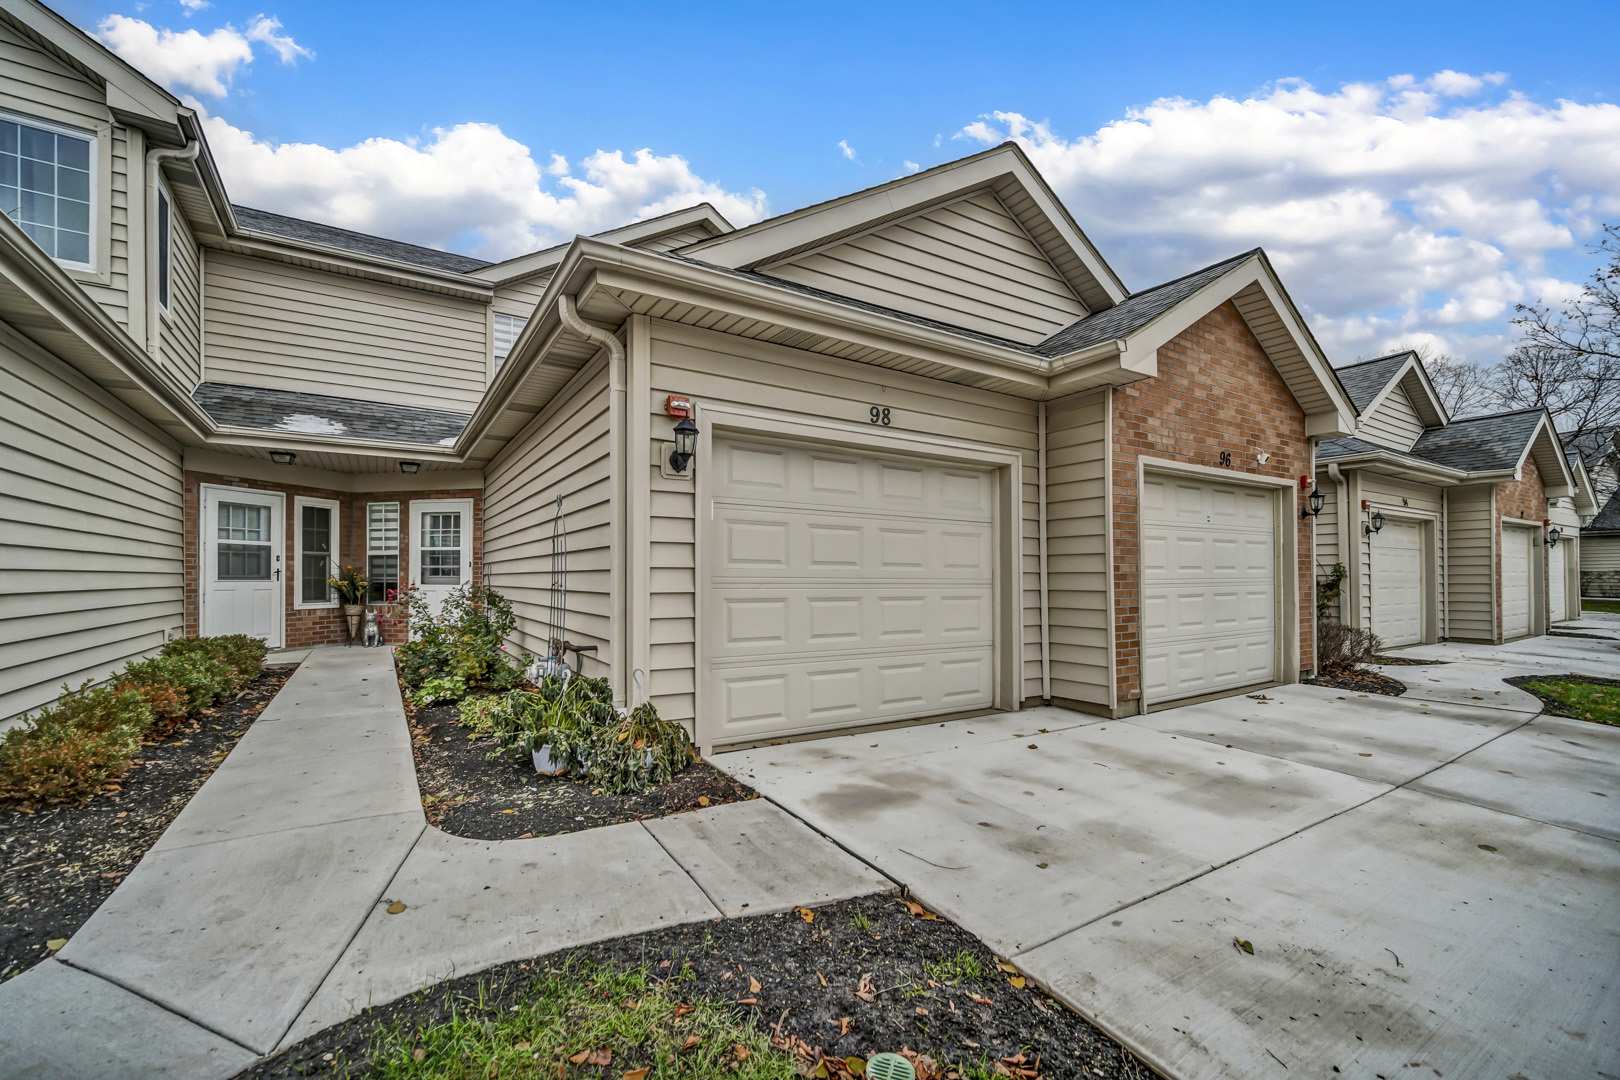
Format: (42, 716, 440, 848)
(1502, 525, 1534, 639)
(1141, 475, 1277, 704)
(1371, 519, 1424, 647)
(1548, 539, 1568, 624)
(705, 437, 996, 744)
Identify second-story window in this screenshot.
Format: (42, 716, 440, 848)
(0, 113, 93, 269)
(157, 184, 171, 311)
(493, 312, 527, 372)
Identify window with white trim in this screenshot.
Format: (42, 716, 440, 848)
(367, 502, 400, 603)
(493, 312, 527, 371)
(294, 497, 340, 607)
(156, 183, 171, 312)
(0, 112, 93, 269)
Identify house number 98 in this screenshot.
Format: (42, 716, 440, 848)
(869, 406, 891, 426)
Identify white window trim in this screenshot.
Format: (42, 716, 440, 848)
(293, 496, 341, 610)
(0, 107, 98, 274)
(366, 500, 402, 602)
(156, 177, 172, 316)
(492, 311, 527, 375)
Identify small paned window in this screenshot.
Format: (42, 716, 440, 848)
(367, 502, 400, 602)
(299, 503, 334, 605)
(216, 502, 272, 580)
(0, 115, 92, 267)
(493, 313, 527, 371)
(420, 511, 462, 584)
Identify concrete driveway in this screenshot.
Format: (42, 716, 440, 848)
(716, 620, 1620, 1080)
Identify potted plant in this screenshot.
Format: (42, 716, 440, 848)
(329, 565, 369, 643)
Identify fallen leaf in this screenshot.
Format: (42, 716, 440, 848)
(921, 912, 937, 920)
(994, 960, 1018, 974)
(515, 1041, 531, 1051)
(846, 1056, 867, 1076)
(569, 1050, 591, 1065)
(698, 796, 710, 807)
(45, 938, 67, 951)
(1008, 975, 1026, 989)
(587, 1049, 612, 1067)
(1035, 862, 1049, 869)
(413, 1047, 425, 1061)
(796, 907, 817, 923)
(623, 1070, 649, 1080)
(1478, 844, 1498, 853)
(915, 1006, 930, 1016)
(735, 1046, 752, 1061)
(738, 997, 758, 1005)
(817, 971, 828, 987)
(750, 976, 762, 993)
(968, 993, 992, 1006)
(501, 809, 517, 814)
(1027, 744, 1038, 749)
(674, 1005, 695, 1018)
(1234, 937, 1255, 955)
(839, 1017, 853, 1036)
(386, 901, 407, 915)
(902, 900, 926, 916)
(854, 973, 876, 1002)
(682, 1035, 700, 1050)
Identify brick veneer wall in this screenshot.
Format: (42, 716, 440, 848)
(184, 470, 482, 649)
(1494, 457, 1547, 640)
(1110, 301, 1315, 709)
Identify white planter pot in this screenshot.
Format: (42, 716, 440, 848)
(531, 746, 560, 774)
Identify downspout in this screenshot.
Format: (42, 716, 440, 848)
(1038, 400, 1051, 703)
(1327, 462, 1349, 620)
(557, 294, 625, 368)
(144, 140, 200, 359)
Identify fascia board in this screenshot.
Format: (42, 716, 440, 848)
(1518, 413, 1576, 496)
(216, 234, 494, 300)
(1356, 356, 1449, 433)
(203, 428, 467, 461)
(469, 204, 735, 286)
(1314, 451, 1473, 484)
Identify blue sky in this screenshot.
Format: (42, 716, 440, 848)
(59, 0, 1620, 365)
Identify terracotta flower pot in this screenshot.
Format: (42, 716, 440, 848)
(342, 603, 365, 643)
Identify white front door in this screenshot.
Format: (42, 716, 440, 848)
(410, 498, 473, 620)
(1548, 539, 1568, 623)
(201, 486, 284, 647)
(1371, 519, 1425, 647)
(1502, 525, 1534, 639)
(1141, 474, 1278, 704)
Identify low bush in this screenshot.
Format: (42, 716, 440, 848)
(159, 634, 268, 696)
(1317, 618, 1383, 674)
(0, 683, 152, 805)
(413, 675, 468, 708)
(396, 584, 525, 691)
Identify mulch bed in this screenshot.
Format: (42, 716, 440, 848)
(1304, 667, 1407, 697)
(1506, 673, 1620, 722)
(237, 893, 1154, 1080)
(0, 666, 295, 982)
(1368, 655, 1445, 667)
(410, 702, 756, 840)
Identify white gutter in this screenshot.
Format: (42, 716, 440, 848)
(1038, 399, 1051, 702)
(557, 293, 625, 368)
(145, 139, 200, 358)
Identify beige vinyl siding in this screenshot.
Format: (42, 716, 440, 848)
(0, 331, 184, 726)
(648, 320, 1041, 725)
(0, 23, 134, 331)
(1445, 484, 1495, 640)
(767, 191, 1087, 345)
(1584, 536, 1620, 571)
(1357, 473, 1444, 630)
(1044, 388, 1110, 706)
(1315, 477, 1341, 618)
(1357, 385, 1427, 451)
(482, 357, 612, 676)
(492, 272, 553, 319)
(630, 226, 716, 254)
(203, 251, 489, 410)
(160, 202, 202, 386)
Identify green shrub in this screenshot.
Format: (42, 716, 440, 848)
(117, 675, 190, 735)
(122, 653, 231, 713)
(456, 694, 511, 736)
(413, 675, 468, 708)
(396, 584, 524, 691)
(0, 683, 152, 805)
(159, 634, 267, 695)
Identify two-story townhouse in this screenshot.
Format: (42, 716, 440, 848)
(34, 0, 1604, 752)
(1314, 350, 1584, 644)
(1563, 427, 1620, 597)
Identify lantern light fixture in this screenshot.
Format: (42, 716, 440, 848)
(399, 460, 421, 475)
(669, 416, 699, 474)
(1364, 509, 1386, 536)
(269, 449, 296, 466)
(1545, 526, 1562, 546)
(1301, 488, 1325, 519)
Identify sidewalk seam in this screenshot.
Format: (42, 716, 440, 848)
(54, 957, 262, 1057)
(638, 821, 726, 919)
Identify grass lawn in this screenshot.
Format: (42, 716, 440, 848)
(1581, 599, 1620, 615)
(1520, 678, 1620, 726)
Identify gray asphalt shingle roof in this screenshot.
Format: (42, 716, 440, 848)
(1561, 425, 1618, 468)
(193, 382, 470, 446)
(233, 206, 492, 274)
(1408, 409, 1544, 472)
(1333, 352, 1410, 413)
(1591, 489, 1620, 531)
(1036, 249, 1258, 356)
(1316, 435, 1462, 472)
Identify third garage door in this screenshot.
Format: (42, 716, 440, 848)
(705, 436, 996, 745)
(1502, 525, 1534, 639)
(1141, 474, 1278, 704)
(1371, 519, 1425, 647)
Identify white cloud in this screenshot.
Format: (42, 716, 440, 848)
(244, 15, 312, 64)
(838, 139, 857, 161)
(959, 74, 1620, 362)
(199, 109, 769, 260)
(903, 160, 921, 173)
(95, 14, 252, 96)
(180, 0, 211, 14)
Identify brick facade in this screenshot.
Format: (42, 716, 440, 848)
(1110, 301, 1315, 709)
(1494, 457, 1548, 640)
(184, 469, 482, 650)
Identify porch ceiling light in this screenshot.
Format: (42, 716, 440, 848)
(1364, 509, 1385, 536)
(1546, 526, 1562, 546)
(269, 449, 296, 466)
(669, 416, 699, 474)
(1301, 488, 1325, 520)
(399, 460, 421, 474)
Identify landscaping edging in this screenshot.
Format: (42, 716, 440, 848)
(1505, 673, 1620, 726)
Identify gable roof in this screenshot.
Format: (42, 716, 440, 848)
(232, 206, 495, 275)
(1590, 489, 1620, 532)
(682, 143, 1127, 313)
(468, 204, 735, 285)
(1036, 250, 1256, 355)
(1561, 425, 1618, 468)
(1410, 409, 1545, 471)
(1335, 353, 1411, 413)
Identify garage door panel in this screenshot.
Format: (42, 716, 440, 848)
(1502, 526, 1533, 639)
(1370, 520, 1424, 647)
(1141, 474, 1278, 704)
(1548, 542, 1567, 623)
(715, 507, 992, 582)
(714, 440, 994, 519)
(716, 588, 993, 656)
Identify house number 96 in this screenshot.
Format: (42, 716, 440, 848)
(1218, 451, 1232, 466)
(869, 406, 891, 426)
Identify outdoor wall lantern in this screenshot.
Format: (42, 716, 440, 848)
(1301, 488, 1325, 520)
(269, 449, 296, 466)
(669, 416, 699, 474)
(399, 460, 422, 474)
(1364, 509, 1385, 537)
(1546, 526, 1562, 546)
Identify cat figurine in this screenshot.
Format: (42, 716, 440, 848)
(362, 610, 382, 648)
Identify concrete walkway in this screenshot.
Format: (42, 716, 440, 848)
(0, 647, 890, 1080)
(718, 618, 1620, 1080)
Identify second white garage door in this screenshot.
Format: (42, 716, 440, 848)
(1502, 525, 1534, 639)
(1548, 540, 1568, 623)
(1141, 474, 1278, 704)
(1370, 519, 1425, 647)
(705, 436, 997, 744)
